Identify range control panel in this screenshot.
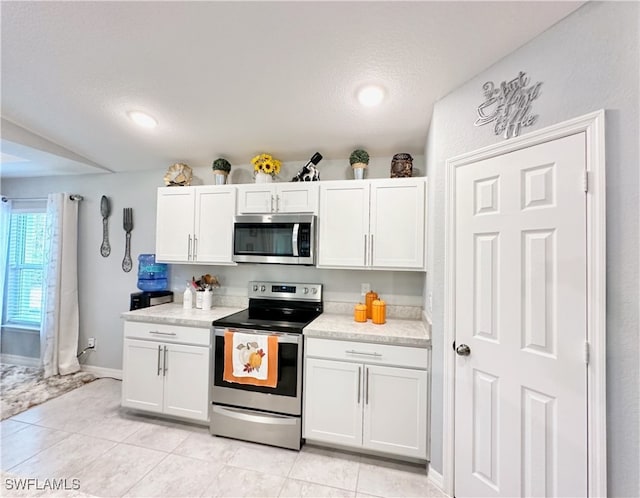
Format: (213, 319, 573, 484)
(248, 281, 322, 302)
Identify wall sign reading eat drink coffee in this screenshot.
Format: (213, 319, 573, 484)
(474, 71, 543, 139)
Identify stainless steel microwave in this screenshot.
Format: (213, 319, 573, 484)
(232, 214, 316, 265)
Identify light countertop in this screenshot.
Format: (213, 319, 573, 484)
(121, 304, 430, 348)
(304, 313, 431, 348)
(121, 303, 243, 328)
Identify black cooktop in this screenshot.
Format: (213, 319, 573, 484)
(213, 299, 322, 334)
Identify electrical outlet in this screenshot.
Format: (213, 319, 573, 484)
(361, 283, 371, 296)
(88, 337, 96, 349)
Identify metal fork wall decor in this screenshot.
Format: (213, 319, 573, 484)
(474, 71, 543, 139)
(122, 208, 134, 272)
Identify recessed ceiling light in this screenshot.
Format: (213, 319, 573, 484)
(127, 110, 158, 129)
(357, 85, 385, 107)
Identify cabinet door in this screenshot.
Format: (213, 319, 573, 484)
(163, 343, 210, 421)
(370, 179, 426, 269)
(317, 182, 369, 267)
(237, 185, 275, 213)
(363, 365, 428, 459)
(276, 183, 319, 213)
(122, 339, 164, 414)
(303, 358, 363, 447)
(194, 186, 237, 264)
(155, 187, 195, 262)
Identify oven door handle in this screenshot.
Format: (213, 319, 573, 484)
(214, 328, 302, 344)
(212, 405, 298, 426)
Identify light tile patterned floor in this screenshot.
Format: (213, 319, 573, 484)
(0, 379, 447, 497)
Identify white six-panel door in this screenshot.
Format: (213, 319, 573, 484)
(454, 133, 588, 497)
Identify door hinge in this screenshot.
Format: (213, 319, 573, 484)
(583, 171, 589, 193)
(584, 341, 590, 365)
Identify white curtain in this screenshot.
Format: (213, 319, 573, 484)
(0, 198, 12, 326)
(41, 193, 80, 378)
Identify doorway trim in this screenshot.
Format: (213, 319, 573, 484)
(442, 110, 606, 497)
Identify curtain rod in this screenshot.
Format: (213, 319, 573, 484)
(1, 195, 84, 202)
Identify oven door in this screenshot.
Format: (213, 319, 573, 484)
(211, 327, 302, 415)
(232, 214, 315, 265)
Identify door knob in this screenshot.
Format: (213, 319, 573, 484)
(456, 344, 471, 356)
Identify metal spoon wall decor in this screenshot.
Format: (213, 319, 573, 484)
(122, 207, 133, 272)
(100, 195, 111, 257)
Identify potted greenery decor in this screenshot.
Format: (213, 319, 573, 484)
(212, 158, 232, 184)
(349, 149, 370, 180)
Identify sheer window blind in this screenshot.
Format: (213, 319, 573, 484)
(5, 209, 47, 325)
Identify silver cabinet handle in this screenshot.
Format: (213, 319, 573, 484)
(270, 195, 274, 212)
(370, 234, 374, 265)
(345, 350, 382, 357)
(188, 235, 192, 261)
(357, 366, 362, 404)
(276, 195, 280, 212)
(149, 331, 177, 336)
(366, 367, 370, 405)
(163, 346, 168, 376)
(157, 345, 162, 376)
(364, 234, 368, 266)
(193, 235, 198, 260)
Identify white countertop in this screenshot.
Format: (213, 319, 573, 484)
(304, 312, 431, 348)
(122, 304, 430, 348)
(121, 303, 243, 328)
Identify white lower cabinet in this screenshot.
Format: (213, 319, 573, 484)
(122, 322, 210, 422)
(304, 358, 364, 447)
(303, 338, 429, 460)
(362, 364, 427, 457)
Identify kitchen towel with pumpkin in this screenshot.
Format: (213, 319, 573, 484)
(223, 330, 278, 388)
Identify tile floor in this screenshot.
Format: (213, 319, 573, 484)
(1, 379, 446, 497)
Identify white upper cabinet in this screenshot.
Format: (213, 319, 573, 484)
(155, 185, 236, 264)
(193, 187, 236, 263)
(370, 180, 425, 268)
(237, 183, 319, 214)
(318, 178, 427, 270)
(317, 182, 369, 267)
(155, 187, 195, 262)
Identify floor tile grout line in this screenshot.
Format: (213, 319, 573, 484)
(5, 428, 75, 474)
(11, 431, 118, 485)
(0, 420, 34, 438)
(116, 447, 172, 497)
(42, 439, 119, 489)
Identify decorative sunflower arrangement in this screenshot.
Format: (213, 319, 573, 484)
(251, 153, 282, 178)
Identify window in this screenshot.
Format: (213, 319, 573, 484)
(4, 209, 47, 326)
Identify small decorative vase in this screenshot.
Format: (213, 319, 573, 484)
(390, 153, 413, 178)
(212, 170, 228, 185)
(255, 171, 273, 183)
(352, 164, 367, 180)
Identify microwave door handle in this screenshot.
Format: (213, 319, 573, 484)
(292, 224, 299, 257)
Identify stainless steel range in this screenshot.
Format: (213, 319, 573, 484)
(210, 281, 322, 450)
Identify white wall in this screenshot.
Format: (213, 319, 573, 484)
(2, 154, 426, 372)
(424, 2, 639, 495)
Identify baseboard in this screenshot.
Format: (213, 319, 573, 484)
(81, 365, 123, 380)
(1, 354, 41, 367)
(427, 465, 445, 493)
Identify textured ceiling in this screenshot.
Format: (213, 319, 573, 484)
(0, 1, 583, 178)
